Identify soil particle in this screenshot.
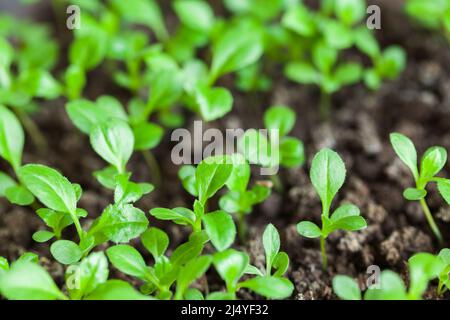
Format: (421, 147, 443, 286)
(380, 227, 433, 266)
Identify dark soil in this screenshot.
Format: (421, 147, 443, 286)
(0, 0, 449, 299)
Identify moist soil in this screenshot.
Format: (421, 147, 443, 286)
(0, 0, 449, 299)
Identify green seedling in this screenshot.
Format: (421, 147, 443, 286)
(18, 161, 151, 265)
(282, 0, 405, 119)
(390, 132, 450, 243)
(0, 21, 61, 150)
(208, 224, 293, 300)
(219, 154, 271, 240)
(66, 95, 164, 186)
(405, 0, 450, 42)
(333, 252, 446, 300)
(106, 228, 211, 300)
(0, 104, 35, 206)
(297, 148, 367, 270)
(238, 106, 305, 188)
(156, 155, 237, 252)
(0, 252, 149, 300)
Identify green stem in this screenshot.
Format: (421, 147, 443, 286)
(237, 212, 247, 243)
(320, 236, 328, 271)
(419, 198, 443, 244)
(319, 90, 331, 121)
(15, 109, 48, 153)
(142, 150, 162, 188)
(69, 211, 84, 242)
(270, 174, 284, 193)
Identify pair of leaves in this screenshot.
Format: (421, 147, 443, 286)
(390, 132, 449, 200)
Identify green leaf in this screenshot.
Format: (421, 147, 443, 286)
(176, 255, 212, 298)
(334, 63, 362, 85)
(5, 185, 35, 206)
(67, 252, 109, 300)
(280, 137, 305, 168)
(354, 27, 380, 59)
(420, 147, 447, 181)
(312, 42, 338, 73)
(210, 24, 263, 81)
(92, 204, 148, 243)
(32, 230, 54, 243)
(437, 179, 450, 205)
(330, 216, 367, 233)
(196, 155, 233, 204)
(206, 292, 235, 300)
(331, 204, 360, 221)
(0, 261, 66, 300)
(90, 119, 134, 173)
(50, 240, 82, 265)
(239, 276, 294, 299)
(281, 3, 316, 36)
(85, 279, 151, 300)
(272, 252, 289, 277)
(0, 256, 8, 271)
(106, 245, 148, 280)
(93, 166, 118, 190)
(238, 129, 273, 168)
(179, 165, 198, 196)
(310, 148, 346, 214)
(321, 20, 353, 50)
(364, 271, 407, 300)
(403, 188, 427, 201)
(202, 211, 236, 251)
(226, 153, 250, 192)
(378, 46, 406, 79)
(213, 249, 249, 289)
(195, 86, 233, 121)
(184, 288, 204, 300)
(296, 221, 322, 238)
(109, 0, 168, 40)
(141, 227, 169, 260)
(0, 171, 16, 197)
(284, 62, 319, 84)
(114, 175, 149, 204)
(132, 122, 163, 151)
(263, 223, 280, 274)
(390, 133, 419, 180)
(150, 207, 196, 226)
(334, 0, 366, 25)
(408, 252, 444, 299)
(332, 275, 361, 300)
(173, 0, 214, 33)
(0, 105, 24, 169)
(264, 106, 295, 137)
(171, 232, 208, 267)
(18, 164, 77, 214)
(66, 96, 128, 134)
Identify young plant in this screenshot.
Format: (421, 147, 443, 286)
(66, 96, 164, 186)
(390, 132, 450, 243)
(18, 162, 150, 264)
(106, 227, 211, 300)
(405, 0, 450, 42)
(282, 0, 405, 118)
(219, 154, 271, 240)
(0, 252, 149, 300)
(0, 104, 35, 206)
(209, 224, 293, 300)
(297, 148, 367, 270)
(238, 105, 305, 190)
(155, 155, 237, 252)
(332, 252, 446, 300)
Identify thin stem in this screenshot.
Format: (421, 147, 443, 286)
(142, 150, 162, 188)
(419, 198, 443, 244)
(69, 211, 84, 242)
(319, 90, 331, 121)
(15, 109, 48, 153)
(237, 212, 247, 243)
(270, 174, 284, 193)
(320, 236, 328, 271)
